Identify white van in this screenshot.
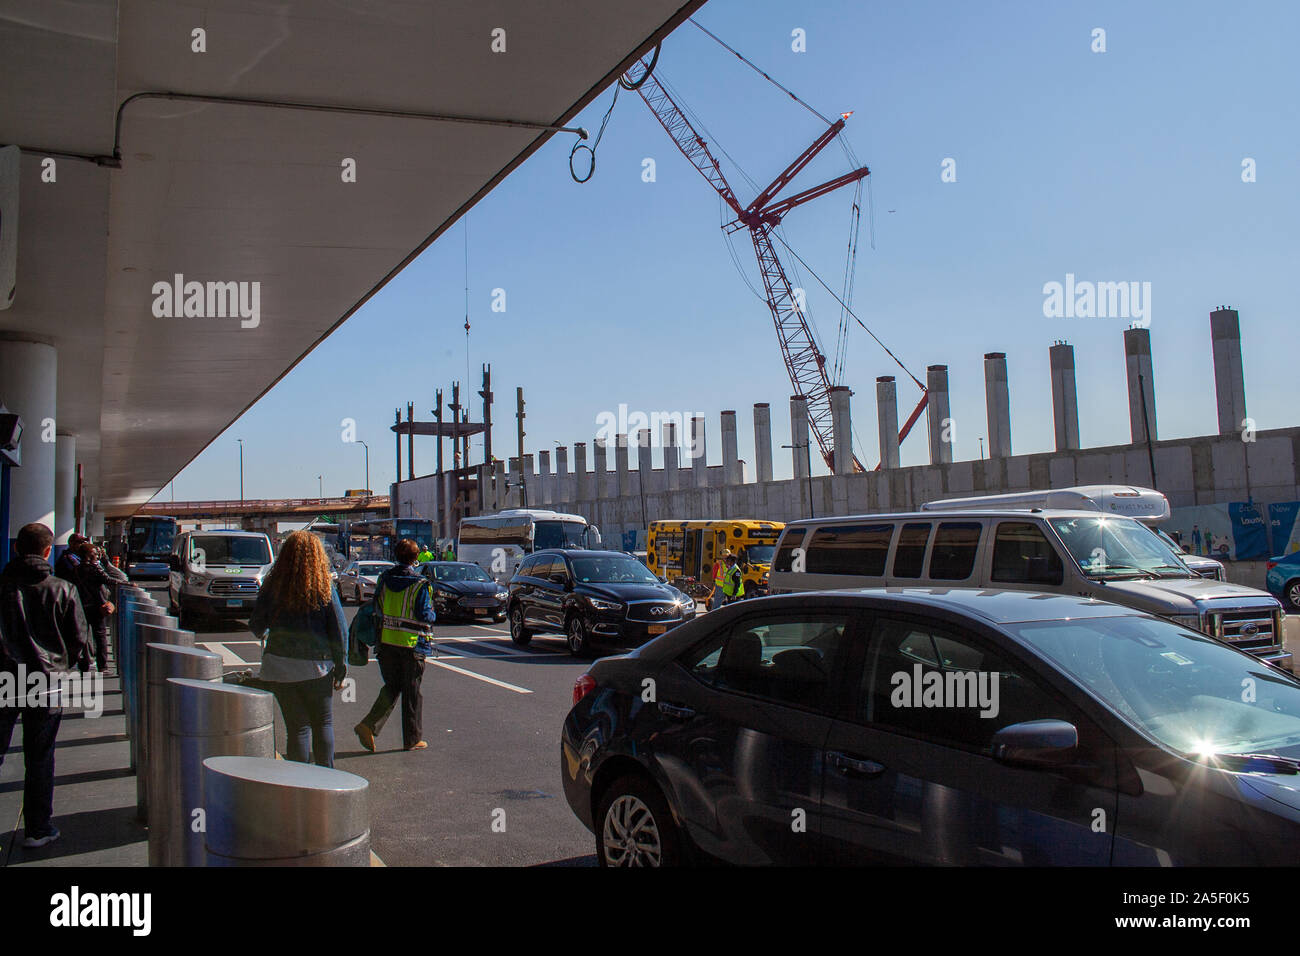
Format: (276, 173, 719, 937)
(168, 529, 274, 629)
(769, 505, 1289, 669)
(922, 484, 1225, 580)
(458, 509, 601, 583)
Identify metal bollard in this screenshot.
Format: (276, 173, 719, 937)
(118, 598, 155, 770)
(202, 756, 370, 866)
(134, 622, 193, 821)
(145, 645, 223, 866)
(166, 679, 276, 867)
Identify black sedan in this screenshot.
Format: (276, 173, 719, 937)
(508, 549, 696, 656)
(420, 561, 509, 622)
(562, 587, 1300, 866)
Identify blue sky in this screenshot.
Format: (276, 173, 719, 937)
(159, 0, 1300, 502)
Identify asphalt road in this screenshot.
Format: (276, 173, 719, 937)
(143, 583, 599, 867)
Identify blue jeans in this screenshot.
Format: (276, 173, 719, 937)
(0, 704, 62, 835)
(270, 675, 335, 767)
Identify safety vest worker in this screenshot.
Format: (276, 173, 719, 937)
(721, 554, 745, 602)
(416, 544, 434, 564)
(377, 564, 436, 653)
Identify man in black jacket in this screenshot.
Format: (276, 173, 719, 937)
(0, 522, 91, 848)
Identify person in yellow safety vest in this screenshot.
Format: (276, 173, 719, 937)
(720, 552, 745, 604)
(416, 543, 434, 564)
(354, 539, 437, 753)
(707, 549, 732, 611)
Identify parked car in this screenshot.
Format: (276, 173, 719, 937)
(1266, 552, 1300, 612)
(167, 529, 274, 629)
(508, 549, 695, 656)
(337, 560, 393, 605)
(1154, 527, 1225, 581)
(420, 561, 508, 622)
(562, 587, 1300, 866)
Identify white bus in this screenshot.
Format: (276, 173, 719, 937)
(458, 509, 601, 582)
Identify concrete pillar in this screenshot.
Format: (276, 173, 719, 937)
(492, 458, 506, 511)
(662, 423, 680, 491)
(983, 352, 1011, 459)
(690, 416, 707, 488)
(829, 387, 853, 474)
(636, 428, 652, 497)
(615, 435, 629, 497)
(790, 395, 811, 479)
(876, 377, 900, 469)
(538, 450, 552, 505)
(926, 365, 953, 464)
(753, 404, 773, 483)
(522, 454, 535, 508)
(573, 443, 588, 500)
(556, 446, 569, 504)
(0, 338, 57, 532)
(721, 411, 741, 485)
(1049, 341, 1080, 451)
(1124, 327, 1157, 444)
(88, 511, 106, 538)
(1211, 307, 1247, 436)
(54, 434, 76, 546)
(594, 438, 608, 498)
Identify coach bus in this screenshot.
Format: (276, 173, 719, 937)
(458, 509, 601, 583)
(126, 514, 178, 579)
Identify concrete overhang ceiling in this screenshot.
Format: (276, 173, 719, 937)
(0, 0, 704, 516)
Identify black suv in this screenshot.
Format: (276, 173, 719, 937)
(508, 549, 696, 656)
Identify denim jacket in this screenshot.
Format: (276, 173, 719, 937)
(250, 585, 348, 668)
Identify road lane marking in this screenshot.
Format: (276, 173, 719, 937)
(426, 659, 532, 694)
(197, 641, 250, 665)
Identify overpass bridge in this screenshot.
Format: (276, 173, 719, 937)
(136, 495, 389, 525)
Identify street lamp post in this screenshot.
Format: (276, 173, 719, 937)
(357, 440, 370, 493)
(237, 438, 244, 502)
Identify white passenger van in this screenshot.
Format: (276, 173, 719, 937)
(167, 529, 274, 629)
(769, 489, 1288, 669)
(458, 509, 601, 583)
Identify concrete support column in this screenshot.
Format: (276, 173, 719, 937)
(829, 387, 853, 475)
(720, 411, 740, 485)
(54, 434, 76, 546)
(983, 352, 1011, 459)
(1124, 327, 1157, 444)
(493, 458, 506, 510)
(876, 377, 900, 469)
(522, 454, 535, 508)
(0, 338, 57, 532)
(926, 365, 953, 464)
(593, 439, 608, 498)
(507, 457, 522, 508)
(690, 416, 707, 488)
(663, 423, 679, 491)
(556, 446, 569, 504)
(1211, 307, 1247, 436)
(537, 450, 552, 505)
(790, 396, 811, 479)
(753, 404, 773, 483)
(573, 443, 588, 501)
(1049, 341, 1080, 451)
(636, 428, 652, 498)
(615, 435, 629, 497)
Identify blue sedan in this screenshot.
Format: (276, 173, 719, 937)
(1267, 552, 1300, 612)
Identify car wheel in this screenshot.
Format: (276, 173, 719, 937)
(596, 774, 681, 867)
(566, 615, 590, 657)
(509, 605, 533, 647)
(1286, 579, 1300, 614)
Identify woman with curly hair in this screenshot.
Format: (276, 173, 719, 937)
(249, 530, 348, 766)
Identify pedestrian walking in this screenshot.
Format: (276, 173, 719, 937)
(416, 542, 434, 564)
(71, 540, 117, 674)
(719, 551, 745, 606)
(354, 538, 435, 753)
(707, 549, 731, 611)
(0, 523, 92, 849)
(248, 530, 348, 767)
(442, 542, 455, 562)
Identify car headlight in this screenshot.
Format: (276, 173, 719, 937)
(185, 573, 208, 588)
(588, 598, 623, 612)
(495, 589, 508, 600)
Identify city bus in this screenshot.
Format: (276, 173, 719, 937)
(125, 514, 178, 579)
(341, 517, 436, 562)
(458, 509, 601, 582)
(646, 519, 784, 599)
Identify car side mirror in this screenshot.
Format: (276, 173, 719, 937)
(991, 719, 1078, 769)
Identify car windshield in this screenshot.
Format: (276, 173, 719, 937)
(432, 563, 491, 582)
(570, 556, 661, 585)
(356, 563, 391, 576)
(192, 536, 271, 566)
(1049, 516, 1192, 579)
(533, 520, 589, 550)
(745, 544, 777, 565)
(1010, 615, 1300, 757)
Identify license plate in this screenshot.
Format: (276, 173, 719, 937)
(226, 599, 243, 607)
(474, 608, 487, 615)
(647, 624, 667, 635)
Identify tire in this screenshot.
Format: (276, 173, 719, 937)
(509, 605, 533, 647)
(566, 614, 591, 657)
(596, 774, 682, 867)
(1285, 579, 1300, 614)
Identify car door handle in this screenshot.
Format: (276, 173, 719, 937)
(828, 751, 886, 777)
(657, 701, 695, 721)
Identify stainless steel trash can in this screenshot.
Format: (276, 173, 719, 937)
(166, 679, 276, 867)
(202, 756, 370, 866)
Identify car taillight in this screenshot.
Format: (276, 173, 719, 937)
(573, 674, 597, 707)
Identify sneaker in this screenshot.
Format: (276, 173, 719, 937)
(23, 827, 60, 849)
(355, 723, 375, 753)
(407, 740, 428, 751)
